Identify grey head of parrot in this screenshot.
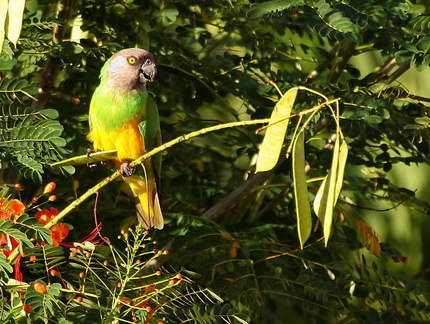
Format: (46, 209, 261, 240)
(103, 48, 157, 91)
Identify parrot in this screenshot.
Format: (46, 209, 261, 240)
(87, 48, 163, 229)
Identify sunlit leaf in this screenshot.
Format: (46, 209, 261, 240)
(5, 0, 25, 47)
(256, 87, 297, 173)
(292, 131, 312, 249)
(313, 138, 348, 246)
(334, 141, 348, 200)
(0, 0, 8, 52)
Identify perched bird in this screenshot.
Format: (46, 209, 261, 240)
(87, 48, 163, 229)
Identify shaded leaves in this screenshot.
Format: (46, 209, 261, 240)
(0, 107, 73, 182)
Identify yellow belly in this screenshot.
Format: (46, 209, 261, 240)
(88, 120, 145, 165)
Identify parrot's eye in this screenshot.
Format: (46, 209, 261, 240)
(127, 56, 137, 65)
(145, 59, 152, 66)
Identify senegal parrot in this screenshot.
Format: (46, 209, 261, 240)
(87, 48, 163, 229)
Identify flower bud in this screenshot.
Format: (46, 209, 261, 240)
(23, 304, 34, 313)
(43, 182, 56, 194)
(33, 282, 47, 294)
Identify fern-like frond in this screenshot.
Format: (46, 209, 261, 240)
(24, 245, 66, 275)
(0, 250, 13, 285)
(0, 107, 72, 182)
(311, 0, 362, 43)
(0, 78, 37, 103)
(24, 280, 63, 323)
(248, 0, 305, 19)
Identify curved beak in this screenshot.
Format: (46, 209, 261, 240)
(140, 63, 157, 83)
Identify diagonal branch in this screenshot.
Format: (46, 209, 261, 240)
(7, 117, 271, 264)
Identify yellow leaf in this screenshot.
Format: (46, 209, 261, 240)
(313, 138, 348, 246)
(292, 131, 312, 249)
(0, 0, 8, 52)
(335, 141, 348, 198)
(256, 87, 297, 173)
(6, 0, 25, 47)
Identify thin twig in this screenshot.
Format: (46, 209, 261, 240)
(384, 60, 411, 85)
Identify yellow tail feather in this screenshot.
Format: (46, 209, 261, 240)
(124, 175, 163, 229)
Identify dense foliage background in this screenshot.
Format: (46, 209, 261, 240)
(2, 0, 430, 323)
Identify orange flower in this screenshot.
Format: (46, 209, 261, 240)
(0, 198, 25, 221)
(9, 199, 25, 215)
(35, 208, 59, 225)
(50, 223, 69, 246)
(34, 208, 69, 245)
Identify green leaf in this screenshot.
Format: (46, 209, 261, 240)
(248, 0, 305, 19)
(363, 115, 383, 124)
(256, 87, 297, 172)
(292, 131, 312, 249)
(11, 155, 44, 183)
(0, 107, 69, 181)
(0, 219, 34, 250)
(51, 150, 118, 167)
(15, 214, 53, 245)
(25, 280, 63, 323)
(314, 0, 362, 43)
(0, 249, 13, 285)
(416, 36, 430, 52)
(39, 109, 59, 119)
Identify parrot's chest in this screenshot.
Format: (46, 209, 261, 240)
(89, 89, 148, 162)
(91, 120, 145, 163)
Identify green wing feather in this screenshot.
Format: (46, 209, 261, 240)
(138, 95, 162, 176)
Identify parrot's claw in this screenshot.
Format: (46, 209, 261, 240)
(88, 163, 98, 171)
(87, 148, 101, 171)
(120, 162, 136, 177)
(86, 148, 99, 157)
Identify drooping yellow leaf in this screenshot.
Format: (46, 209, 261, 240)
(0, 0, 8, 52)
(256, 87, 298, 173)
(51, 150, 118, 167)
(292, 131, 312, 249)
(313, 137, 348, 246)
(334, 141, 348, 198)
(322, 138, 339, 246)
(5, 0, 26, 47)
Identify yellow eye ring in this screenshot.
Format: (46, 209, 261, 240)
(127, 56, 137, 65)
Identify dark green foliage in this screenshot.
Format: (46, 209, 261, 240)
(0, 107, 72, 182)
(0, 250, 13, 284)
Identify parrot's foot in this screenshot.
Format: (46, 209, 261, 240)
(86, 148, 100, 157)
(120, 162, 136, 177)
(86, 148, 100, 171)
